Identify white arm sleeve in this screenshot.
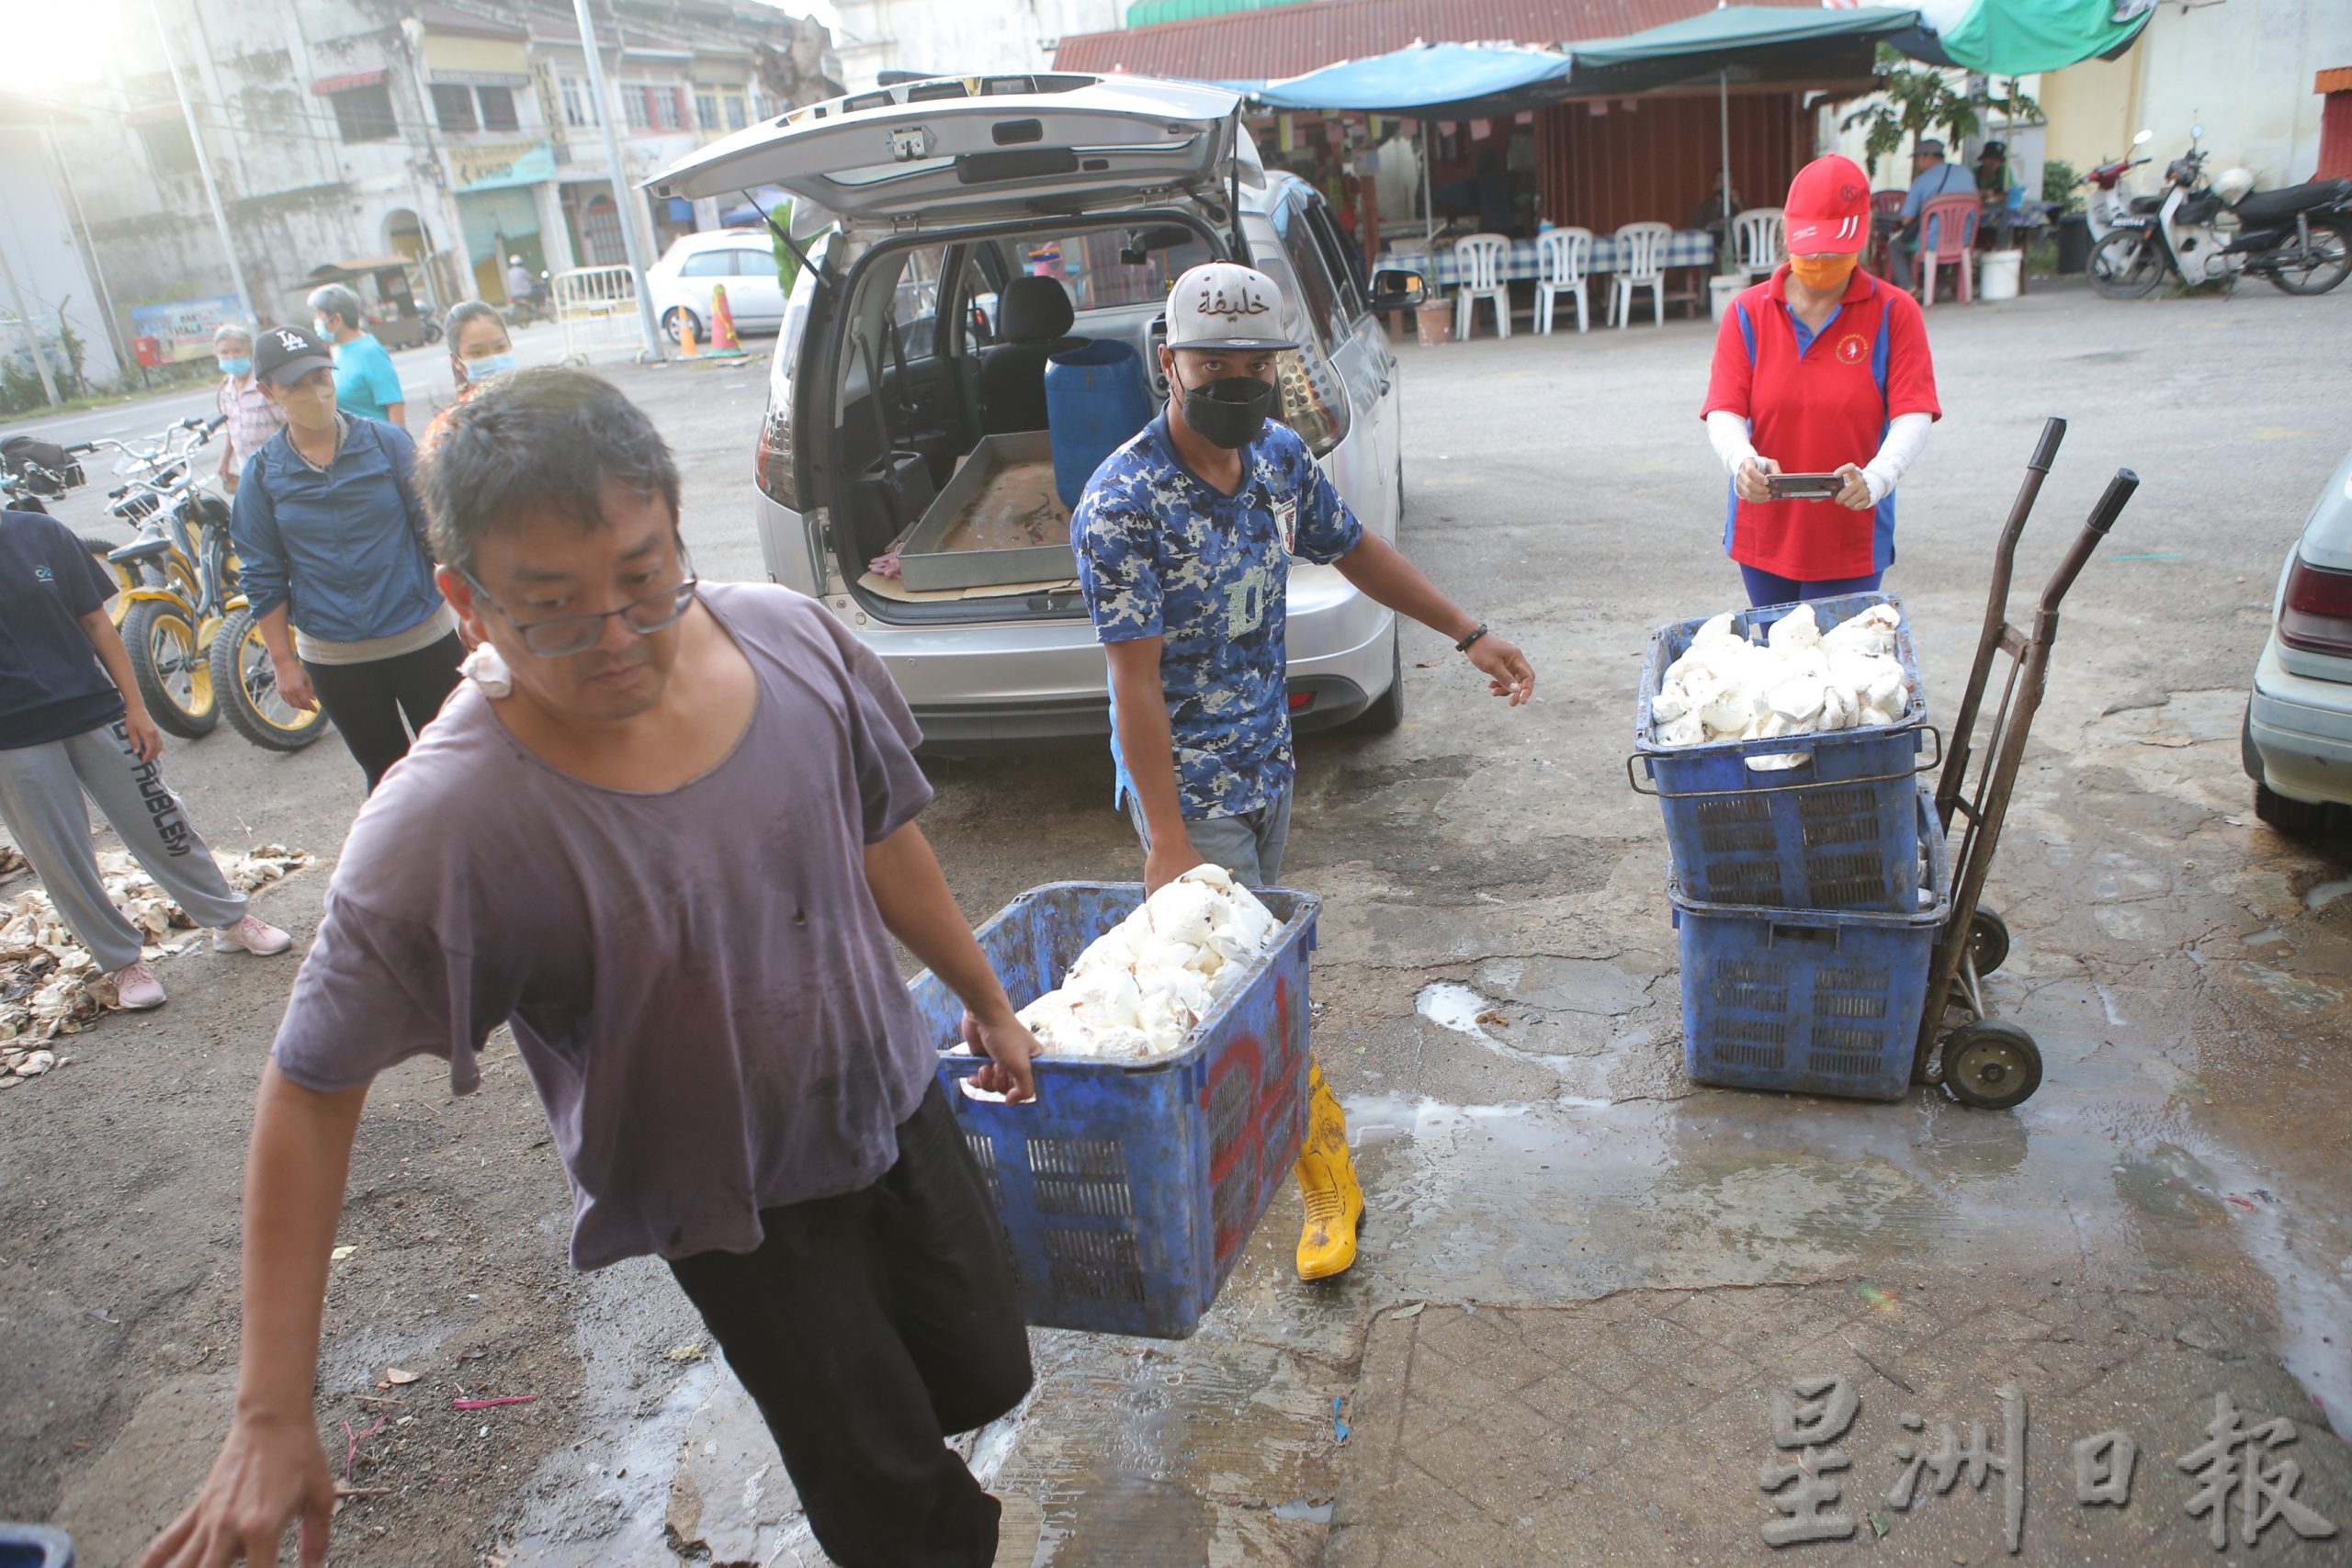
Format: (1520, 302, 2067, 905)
(1860, 412, 1933, 502)
(1706, 409, 1757, 478)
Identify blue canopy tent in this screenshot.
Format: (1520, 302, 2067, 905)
(1252, 43, 1578, 243)
(1240, 20, 1914, 256)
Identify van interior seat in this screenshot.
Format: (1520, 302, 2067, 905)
(978, 276, 1082, 434)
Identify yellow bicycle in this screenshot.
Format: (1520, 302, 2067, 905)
(78, 419, 327, 751)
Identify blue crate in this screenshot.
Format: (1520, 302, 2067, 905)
(911, 881, 1318, 1340)
(0, 1525, 74, 1568)
(1672, 789, 1951, 1101)
(1632, 592, 1939, 913)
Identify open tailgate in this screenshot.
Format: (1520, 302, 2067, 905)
(646, 73, 1260, 229)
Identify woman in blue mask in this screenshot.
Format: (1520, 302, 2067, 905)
(444, 300, 518, 402)
(211, 321, 285, 499)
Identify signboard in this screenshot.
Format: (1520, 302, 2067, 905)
(451, 141, 555, 192)
(129, 295, 244, 364)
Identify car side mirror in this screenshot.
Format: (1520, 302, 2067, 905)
(1367, 267, 1427, 313)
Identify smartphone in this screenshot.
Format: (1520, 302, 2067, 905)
(1766, 471, 1847, 501)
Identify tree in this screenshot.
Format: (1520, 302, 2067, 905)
(1841, 46, 2041, 176)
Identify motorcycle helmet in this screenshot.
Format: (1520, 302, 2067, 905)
(2214, 166, 2256, 204)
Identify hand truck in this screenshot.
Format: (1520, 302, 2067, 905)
(1917, 417, 2141, 1108)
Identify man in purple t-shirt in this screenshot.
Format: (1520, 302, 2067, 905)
(143, 370, 1042, 1568)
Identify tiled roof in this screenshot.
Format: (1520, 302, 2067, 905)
(1057, 0, 1821, 80)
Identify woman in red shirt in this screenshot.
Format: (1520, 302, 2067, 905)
(1702, 155, 1939, 606)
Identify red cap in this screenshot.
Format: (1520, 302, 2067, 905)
(1783, 154, 1871, 255)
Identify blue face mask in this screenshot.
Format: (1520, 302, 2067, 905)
(462, 351, 518, 383)
(218, 355, 252, 378)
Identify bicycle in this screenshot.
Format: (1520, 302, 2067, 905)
(0, 435, 125, 601)
(71, 417, 328, 751)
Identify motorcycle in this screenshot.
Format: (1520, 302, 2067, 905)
(507, 272, 553, 326)
(2091, 124, 2352, 299)
(2078, 128, 2155, 248)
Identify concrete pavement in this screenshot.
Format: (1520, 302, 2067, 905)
(6, 279, 2349, 1566)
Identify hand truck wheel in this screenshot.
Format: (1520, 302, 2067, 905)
(1940, 1021, 2042, 1111)
(1968, 908, 2011, 976)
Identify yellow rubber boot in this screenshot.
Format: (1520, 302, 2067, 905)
(1294, 1057, 1363, 1280)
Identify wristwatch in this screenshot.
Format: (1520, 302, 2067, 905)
(1455, 623, 1489, 653)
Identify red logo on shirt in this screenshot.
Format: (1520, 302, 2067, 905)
(1836, 333, 1868, 366)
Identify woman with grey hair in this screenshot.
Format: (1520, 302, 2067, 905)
(212, 321, 283, 497)
(306, 282, 406, 427)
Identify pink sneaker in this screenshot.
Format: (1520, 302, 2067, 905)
(112, 960, 167, 1010)
(212, 914, 293, 956)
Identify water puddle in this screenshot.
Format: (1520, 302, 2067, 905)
(2305, 876, 2352, 913)
(1413, 980, 1592, 1077)
(1342, 1056, 2351, 1432)
(1416, 981, 1495, 1038)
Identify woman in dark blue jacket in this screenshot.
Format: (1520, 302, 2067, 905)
(232, 324, 462, 790)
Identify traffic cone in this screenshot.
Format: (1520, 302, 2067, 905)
(712, 283, 741, 353)
(679, 311, 698, 358)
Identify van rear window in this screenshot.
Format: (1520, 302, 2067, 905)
(1006, 228, 1211, 313)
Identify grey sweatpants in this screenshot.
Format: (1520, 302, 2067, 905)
(0, 719, 247, 972)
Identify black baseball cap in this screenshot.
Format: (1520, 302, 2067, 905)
(254, 324, 334, 387)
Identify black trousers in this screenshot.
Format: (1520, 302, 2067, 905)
(668, 1081, 1033, 1568)
(301, 632, 465, 793)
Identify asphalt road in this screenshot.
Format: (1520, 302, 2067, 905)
(14, 320, 582, 452)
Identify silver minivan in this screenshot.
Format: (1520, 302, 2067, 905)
(650, 73, 1425, 746)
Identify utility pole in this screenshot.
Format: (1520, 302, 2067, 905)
(44, 119, 135, 380)
(0, 231, 62, 407)
(147, 0, 259, 329)
(571, 0, 665, 359)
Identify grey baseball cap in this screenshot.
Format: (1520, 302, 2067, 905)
(1165, 262, 1297, 353)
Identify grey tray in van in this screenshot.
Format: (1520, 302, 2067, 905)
(898, 432, 1078, 592)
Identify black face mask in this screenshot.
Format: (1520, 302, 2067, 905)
(1178, 373, 1278, 450)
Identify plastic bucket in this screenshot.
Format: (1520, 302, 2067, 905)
(1415, 298, 1454, 347)
(1980, 249, 2023, 300)
(1709, 275, 1747, 321)
(1044, 340, 1155, 509)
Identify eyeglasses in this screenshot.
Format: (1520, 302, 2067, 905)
(462, 562, 701, 658)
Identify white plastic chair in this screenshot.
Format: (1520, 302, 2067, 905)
(1609, 221, 1671, 328)
(1733, 208, 1786, 281)
(1451, 233, 1510, 341)
(1534, 227, 1592, 334)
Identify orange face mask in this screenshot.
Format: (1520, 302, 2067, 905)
(1789, 253, 1859, 292)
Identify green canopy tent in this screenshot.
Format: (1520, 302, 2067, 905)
(1559, 6, 1923, 269)
(1891, 0, 2155, 76)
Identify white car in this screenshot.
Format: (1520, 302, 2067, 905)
(645, 228, 791, 344)
(650, 73, 1426, 747)
(2244, 444, 2352, 837)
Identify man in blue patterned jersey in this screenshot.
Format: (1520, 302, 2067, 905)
(1073, 261, 1535, 1280)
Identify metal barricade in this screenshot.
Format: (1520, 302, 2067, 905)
(553, 265, 648, 365)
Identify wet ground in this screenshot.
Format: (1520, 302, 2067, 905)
(5, 279, 2350, 1564)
